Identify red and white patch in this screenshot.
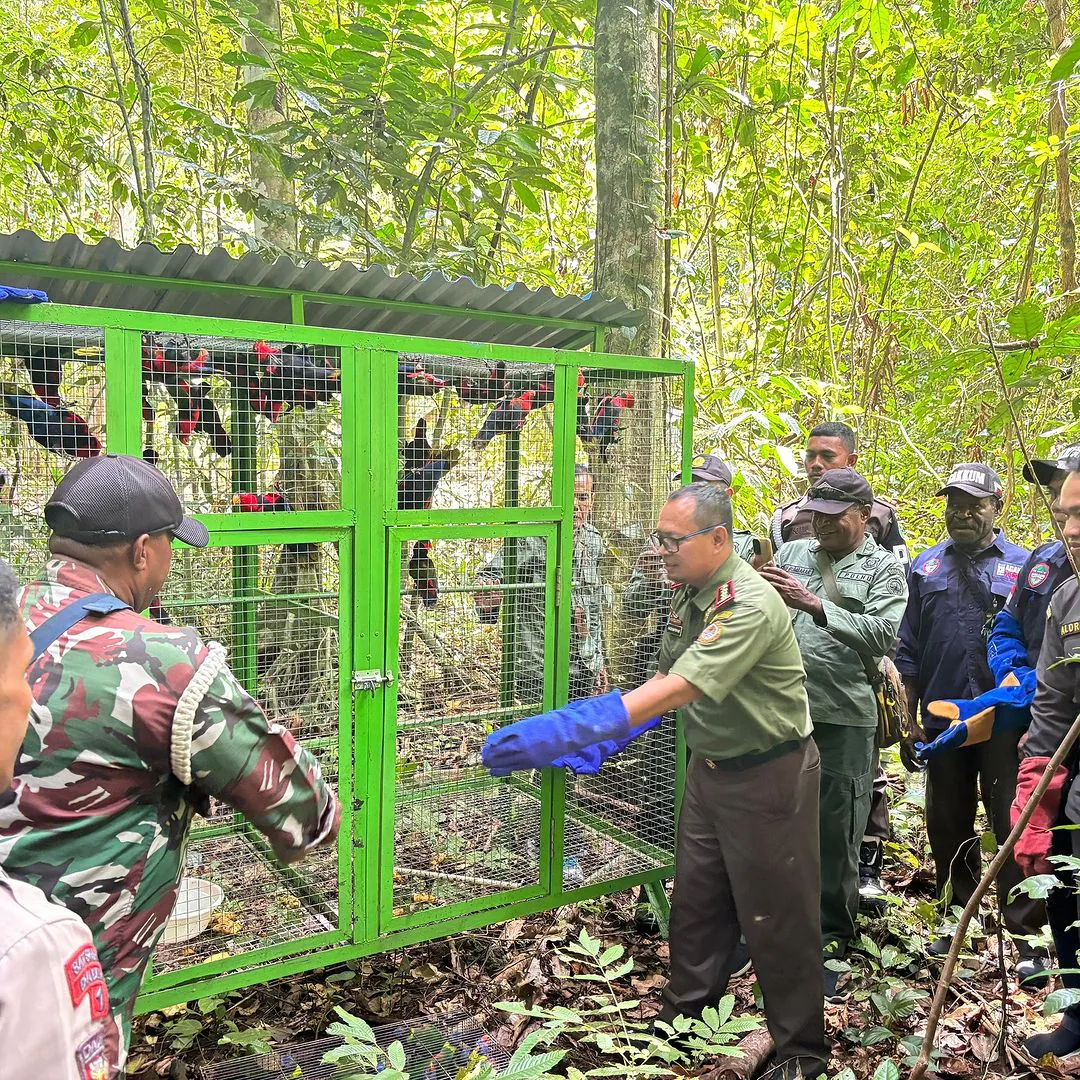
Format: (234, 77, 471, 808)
(996, 561, 1022, 582)
(712, 580, 735, 609)
(75, 1031, 110, 1080)
(922, 556, 942, 577)
(1028, 561, 1051, 588)
(65, 944, 110, 1021)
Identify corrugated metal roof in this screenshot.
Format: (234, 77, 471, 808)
(0, 231, 642, 350)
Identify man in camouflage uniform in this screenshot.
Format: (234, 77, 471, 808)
(770, 421, 908, 910)
(475, 464, 607, 703)
(0, 455, 340, 1068)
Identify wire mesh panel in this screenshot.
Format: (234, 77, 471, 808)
(152, 540, 344, 974)
(389, 532, 551, 921)
(0, 321, 107, 580)
(140, 332, 342, 515)
(560, 368, 686, 882)
(398, 354, 555, 511)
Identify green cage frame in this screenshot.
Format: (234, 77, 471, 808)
(0, 290, 694, 1012)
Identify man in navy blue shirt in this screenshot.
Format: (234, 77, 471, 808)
(896, 463, 1043, 976)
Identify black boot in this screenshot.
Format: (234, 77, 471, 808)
(857, 839, 886, 912)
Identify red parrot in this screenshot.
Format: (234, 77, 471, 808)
(583, 390, 635, 461)
(187, 383, 231, 457)
(231, 491, 316, 555)
(15, 344, 65, 407)
(398, 360, 447, 397)
(263, 344, 340, 411)
(452, 361, 507, 404)
(1, 391, 101, 458)
(408, 540, 439, 608)
(471, 390, 538, 449)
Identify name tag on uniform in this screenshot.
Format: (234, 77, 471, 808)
(996, 561, 1022, 583)
(667, 611, 683, 634)
(837, 571, 872, 584)
(1061, 620, 1080, 637)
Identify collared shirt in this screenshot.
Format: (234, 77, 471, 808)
(0, 559, 337, 1061)
(622, 530, 755, 685)
(657, 552, 811, 760)
(1002, 539, 1073, 666)
(896, 530, 1030, 726)
(0, 868, 119, 1078)
(775, 534, 908, 728)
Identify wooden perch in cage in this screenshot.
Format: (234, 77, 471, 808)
(395, 866, 517, 890)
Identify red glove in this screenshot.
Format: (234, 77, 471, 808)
(1011, 756, 1068, 877)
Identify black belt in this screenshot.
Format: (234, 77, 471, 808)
(701, 736, 808, 773)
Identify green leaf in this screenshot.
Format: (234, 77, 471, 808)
(1010, 873, 1061, 899)
(1007, 300, 1046, 340)
(868, 0, 891, 52)
(1046, 988, 1080, 1014)
(512, 180, 542, 213)
(386, 1040, 406, 1071)
(872, 1061, 901, 1080)
(69, 20, 101, 48)
(931, 0, 951, 30)
(1051, 38, 1080, 83)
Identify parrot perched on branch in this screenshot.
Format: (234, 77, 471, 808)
(408, 540, 438, 608)
(451, 361, 507, 404)
(12, 343, 67, 407)
(231, 492, 317, 556)
(471, 390, 538, 449)
(1, 388, 101, 457)
(581, 390, 634, 461)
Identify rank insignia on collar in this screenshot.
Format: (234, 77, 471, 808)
(712, 580, 735, 610)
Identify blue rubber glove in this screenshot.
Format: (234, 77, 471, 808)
(0, 285, 48, 304)
(551, 714, 664, 775)
(986, 608, 1031, 686)
(916, 671, 1034, 761)
(481, 691, 631, 776)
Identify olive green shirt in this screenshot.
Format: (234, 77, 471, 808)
(657, 551, 812, 760)
(774, 534, 908, 728)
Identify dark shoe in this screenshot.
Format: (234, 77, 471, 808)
(823, 964, 846, 1003)
(1016, 948, 1052, 991)
(729, 939, 751, 978)
(927, 935, 952, 958)
(858, 840, 886, 911)
(634, 887, 661, 936)
(1024, 1022, 1080, 1059)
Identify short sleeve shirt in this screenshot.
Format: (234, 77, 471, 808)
(657, 552, 811, 760)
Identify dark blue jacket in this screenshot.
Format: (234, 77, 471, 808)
(990, 540, 1072, 672)
(896, 530, 1030, 729)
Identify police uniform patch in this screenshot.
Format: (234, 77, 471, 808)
(698, 622, 723, 644)
(886, 575, 905, 595)
(1028, 561, 1051, 588)
(712, 608, 736, 622)
(1062, 621, 1080, 637)
(75, 1031, 109, 1080)
(922, 556, 941, 577)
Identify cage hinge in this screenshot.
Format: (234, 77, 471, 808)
(352, 669, 393, 691)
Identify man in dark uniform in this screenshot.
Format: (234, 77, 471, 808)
(770, 421, 907, 910)
(482, 482, 828, 1080)
(1013, 463, 1080, 1059)
(895, 463, 1043, 977)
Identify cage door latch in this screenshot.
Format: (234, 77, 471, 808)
(352, 669, 393, 692)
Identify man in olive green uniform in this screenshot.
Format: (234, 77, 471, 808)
(761, 468, 907, 998)
(482, 481, 827, 1079)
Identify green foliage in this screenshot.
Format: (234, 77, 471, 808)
(158, 993, 276, 1054)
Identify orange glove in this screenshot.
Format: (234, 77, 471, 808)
(1011, 756, 1068, 877)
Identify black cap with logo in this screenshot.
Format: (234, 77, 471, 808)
(1023, 443, 1080, 485)
(804, 467, 874, 514)
(45, 454, 209, 547)
(673, 453, 734, 487)
(935, 463, 1003, 500)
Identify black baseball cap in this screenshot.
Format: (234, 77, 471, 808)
(936, 463, 1003, 499)
(804, 467, 874, 514)
(1023, 443, 1080, 485)
(45, 454, 209, 547)
(673, 453, 734, 486)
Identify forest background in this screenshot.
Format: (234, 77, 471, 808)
(4, 0, 1079, 549)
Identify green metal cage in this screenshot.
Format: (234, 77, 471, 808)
(0, 239, 693, 1012)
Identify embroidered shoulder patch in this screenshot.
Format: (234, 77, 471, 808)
(65, 943, 109, 1021)
(75, 1031, 110, 1080)
(1028, 561, 1051, 588)
(921, 556, 941, 577)
(698, 622, 724, 645)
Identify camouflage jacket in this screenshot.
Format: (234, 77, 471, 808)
(0, 558, 338, 1062)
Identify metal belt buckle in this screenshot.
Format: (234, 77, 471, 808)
(705, 758, 717, 770)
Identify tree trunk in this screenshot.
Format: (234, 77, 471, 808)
(243, 0, 297, 252)
(1047, 0, 1077, 309)
(592, 0, 667, 684)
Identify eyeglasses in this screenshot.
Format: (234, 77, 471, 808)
(647, 526, 717, 553)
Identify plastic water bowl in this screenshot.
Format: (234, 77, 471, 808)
(161, 877, 225, 945)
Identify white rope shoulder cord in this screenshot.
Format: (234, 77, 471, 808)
(170, 642, 228, 785)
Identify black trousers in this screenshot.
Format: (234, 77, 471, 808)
(1047, 822, 1080, 1033)
(925, 728, 1044, 941)
(660, 741, 828, 1075)
(866, 751, 890, 842)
